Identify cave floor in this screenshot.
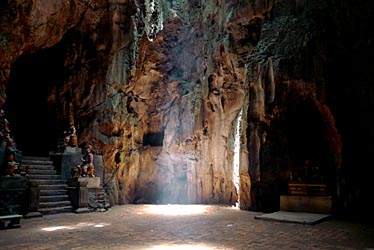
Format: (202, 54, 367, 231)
(0, 204, 373, 250)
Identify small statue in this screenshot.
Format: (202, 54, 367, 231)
(71, 164, 82, 178)
(63, 119, 77, 147)
(0, 109, 11, 144)
(81, 144, 94, 177)
(2, 138, 19, 176)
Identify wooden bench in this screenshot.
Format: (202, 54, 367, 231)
(0, 214, 22, 229)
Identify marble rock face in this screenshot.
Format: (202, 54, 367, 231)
(0, 0, 373, 218)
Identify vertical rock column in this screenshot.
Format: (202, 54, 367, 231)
(247, 59, 275, 210)
(203, 45, 245, 204)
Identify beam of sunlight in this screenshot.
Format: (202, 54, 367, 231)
(41, 222, 110, 231)
(233, 109, 242, 207)
(143, 204, 209, 216)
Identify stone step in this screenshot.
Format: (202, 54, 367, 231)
(22, 155, 73, 215)
(24, 164, 55, 170)
(39, 184, 68, 190)
(22, 156, 51, 161)
(39, 195, 70, 203)
(38, 206, 73, 215)
(31, 179, 67, 185)
(40, 189, 68, 196)
(27, 169, 57, 175)
(29, 175, 62, 180)
(21, 159, 54, 165)
(39, 200, 72, 209)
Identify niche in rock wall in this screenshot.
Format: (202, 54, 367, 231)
(143, 131, 164, 146)
(260, 91, 340, 212)
(4, 45, 66, 156)
(282, 95, 336, 191)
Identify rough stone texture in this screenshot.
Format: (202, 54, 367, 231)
(0, 0, 373, 220)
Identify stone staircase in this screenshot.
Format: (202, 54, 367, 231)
(21, 156, 73, 215)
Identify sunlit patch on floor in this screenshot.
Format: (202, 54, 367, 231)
(94, 224, 106, 227)
(41, 226, 74, 232)
(41, 222, 110, 231)
(145, 243, 233, 250)
(143, 205, 209, 216)
(231, 203, 239, 209)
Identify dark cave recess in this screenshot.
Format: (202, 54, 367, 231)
(5, 46, 65, 156)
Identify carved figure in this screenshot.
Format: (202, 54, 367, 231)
(71, 164, 82, 178)
(64, 120, 77, 147)
(0, 109, 11, 143)
(2, 139, 19, 176)
(81, 144, 94, 177)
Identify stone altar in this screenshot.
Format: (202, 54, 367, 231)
(0, 176, 29, 216)
(78, 177, 100, 188)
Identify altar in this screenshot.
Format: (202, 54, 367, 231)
(280, 181, 332, 214)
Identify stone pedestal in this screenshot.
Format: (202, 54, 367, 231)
(67, 177, 90, 213)
(280, 195, 332, 214)
(50, 149, 104, 187)
(24, 181, 42, 218)
(64, 146, 82, 154)
(75, 180, 90, 214)
(53, 147, 83, 179)
(78, 177, 100, 188)
(0, 176, 29, 215)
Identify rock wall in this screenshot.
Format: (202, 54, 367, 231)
(1, 0, 373, 219)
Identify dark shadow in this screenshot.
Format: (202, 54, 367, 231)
(142, 131, 164, 146)
(4, 46, 65, 156)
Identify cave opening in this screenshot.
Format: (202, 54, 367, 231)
(4, 46, 65, 156)
(143, 131, 165, 146)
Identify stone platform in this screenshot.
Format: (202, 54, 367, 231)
(77, 177, 101, 188)
(255, 195, 332, 225)
(280, 195, 332, 214)
(255, 211, 331, 225)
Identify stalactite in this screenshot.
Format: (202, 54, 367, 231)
(248, 64, 265, 122)
(265, 58, 275, 110)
